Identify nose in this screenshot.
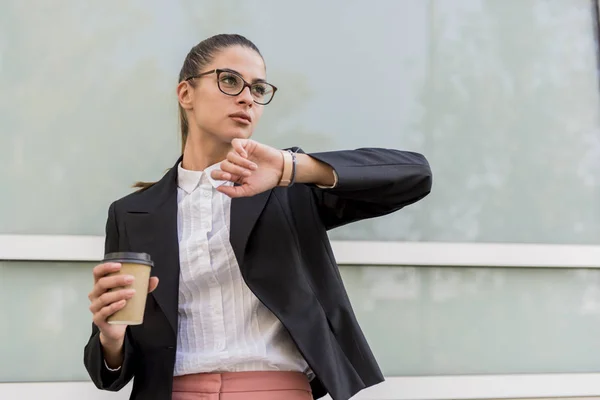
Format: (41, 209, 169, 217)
(236, 85, 254, 105)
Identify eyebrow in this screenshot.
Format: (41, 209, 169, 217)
(221, 68, 267, 84)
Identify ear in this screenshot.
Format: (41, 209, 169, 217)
(177, 81, 194, 111)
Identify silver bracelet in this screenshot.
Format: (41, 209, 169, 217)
(288, 150, 297, 186)
(104, 359, 122, 372)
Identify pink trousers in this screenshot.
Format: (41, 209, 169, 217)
(172, 371, 313, 400)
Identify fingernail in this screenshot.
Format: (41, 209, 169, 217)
(126, 289, 136, 296)
(250, 163, 258, 170)
(243, 170, 251, 177)
(124, 275, 134, 283)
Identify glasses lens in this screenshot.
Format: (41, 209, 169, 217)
(218, 72, 243, 95)
(217, 71, 275, 104)
(251, 83, 274, 105)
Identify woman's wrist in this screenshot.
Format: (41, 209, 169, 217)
(100, 332, 125, 369)
(294, 154, 336, 187)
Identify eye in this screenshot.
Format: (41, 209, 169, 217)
(219, 73, 241, 88)
(252, 84, 269, 97)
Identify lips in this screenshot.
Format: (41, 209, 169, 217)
(229, 112, 251, 123)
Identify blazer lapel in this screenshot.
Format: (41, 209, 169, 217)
(121, 156, 273, 334)
(123, 158, 181, 334)
(230, 189, 272, 270)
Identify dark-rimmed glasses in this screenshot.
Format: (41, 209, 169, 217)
(185, 69, 277, 105)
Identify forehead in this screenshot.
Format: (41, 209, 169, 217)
(208, 46, 266, 81)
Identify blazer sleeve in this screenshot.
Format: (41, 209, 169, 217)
(83, 202, 137, 391)
(303, 147, 433, 230)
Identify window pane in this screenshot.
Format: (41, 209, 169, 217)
(0, 262, 94, 382)
(2, 0, 599, 243)
(340, 266, 600, 375)
(325, 0, 600, 244)
(3, 261, 600, 382)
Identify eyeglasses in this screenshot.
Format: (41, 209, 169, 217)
(185, 69, 277, 105)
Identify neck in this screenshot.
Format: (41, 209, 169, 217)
(181, 131, 232, 171)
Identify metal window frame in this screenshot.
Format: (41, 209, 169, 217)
(2, 375, 600, 400)
(3, 1, 600, 399)
(2, 234, 600, 268)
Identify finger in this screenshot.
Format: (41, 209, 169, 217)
(227, 151, 258, 171)
(217, 184, 249, 198)
(92, 262, 121, 283)
(231, 138, 248, 158)
(89, 288, 135, 314)
(148, 277, 159, 293)
(90, 274, 135, 300)
(220, 160, 252, 178)
(210, 169, 243, 183)
(93, 300, 127, 326)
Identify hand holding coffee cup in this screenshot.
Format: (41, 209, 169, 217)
(88, 252, 159, 347)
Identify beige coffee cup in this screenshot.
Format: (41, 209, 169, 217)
(103, 252, 154, 325)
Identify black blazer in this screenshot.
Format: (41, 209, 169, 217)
(84, 147, 432, 400)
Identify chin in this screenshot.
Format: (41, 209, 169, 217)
(222, 127, 253, 142)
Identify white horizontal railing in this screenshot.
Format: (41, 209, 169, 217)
(1, 234, 600, 268)
(2, 374, 600, 400)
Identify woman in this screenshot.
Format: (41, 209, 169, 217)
(84, 34, 432, 400)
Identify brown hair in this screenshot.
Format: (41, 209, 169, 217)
(133, 34, 263, 191)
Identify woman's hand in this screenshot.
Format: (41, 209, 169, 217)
(211, 138, 336, 197)
(88, 263, 159, 360)
(211, 138, 284, 198)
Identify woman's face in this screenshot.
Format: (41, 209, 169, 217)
(178, 45, 267, 145)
